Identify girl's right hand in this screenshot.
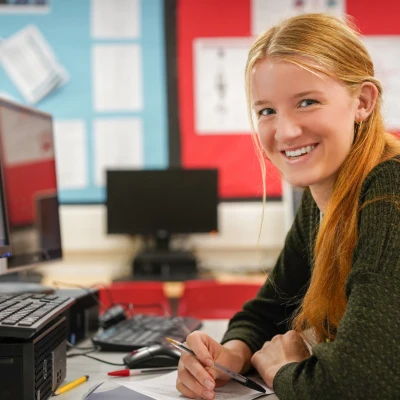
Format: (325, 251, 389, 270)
(176, 331, 247, 399)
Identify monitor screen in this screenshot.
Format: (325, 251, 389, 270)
(107, 169, 219, 237)
(0, 98, 62, 270)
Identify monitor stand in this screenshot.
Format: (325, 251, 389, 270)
(0, 271, 54, 295)
(131, 232, 198, 281)
(0, 282, 54, 295)
(132, 250, 198, 281)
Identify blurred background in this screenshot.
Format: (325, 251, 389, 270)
(0, 0, 398, 294)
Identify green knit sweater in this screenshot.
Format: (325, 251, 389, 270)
(221, 158, 400, 399)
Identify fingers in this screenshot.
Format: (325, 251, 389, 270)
(176, 332, 217, 399)
(186, 331, 216, 368)
(177, 365, 215, 399)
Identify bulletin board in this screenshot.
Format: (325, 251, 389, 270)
(0, 0, 168, 204)
(176, 0, 400, 200)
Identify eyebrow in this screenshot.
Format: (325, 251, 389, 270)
(252, 90, 324, 107)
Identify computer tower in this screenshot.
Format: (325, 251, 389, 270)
(0, 316, 67, 400)
(54, 288, 99, 345)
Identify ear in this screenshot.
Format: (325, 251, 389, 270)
(355, 82, 379, 122)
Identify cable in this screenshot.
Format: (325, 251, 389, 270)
(67, 353, 125, 366)
(67, 340, 98, 351)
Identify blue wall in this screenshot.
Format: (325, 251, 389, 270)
(0, 0, 168, 203)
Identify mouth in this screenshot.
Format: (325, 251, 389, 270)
(281, 143, 319, 160)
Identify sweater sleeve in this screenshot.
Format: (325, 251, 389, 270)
(220, 189, 316, 353)
(273, 159, 400, 400)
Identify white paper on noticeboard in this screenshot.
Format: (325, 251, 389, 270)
(362, 36, 400, 131)
(53, 120, 88, 190)
(92, 44, 143, 112)
(194, 37, 254, 134)
(0, 25, 68, 104)
(251, 0, 346, 35)
(91, 0, 140, 39)
(93, 118, 144, 187)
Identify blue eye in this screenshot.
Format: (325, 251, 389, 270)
(299, 99, 318, 107)
(258, 108, 275, 116)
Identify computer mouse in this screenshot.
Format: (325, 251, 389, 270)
(123, 344, 181, 369)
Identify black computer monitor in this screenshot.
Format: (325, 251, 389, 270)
(106, 169, 218, 250)
(0, 151, 11, 259)
(0, 98, 62, 274)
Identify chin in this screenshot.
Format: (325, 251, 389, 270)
(283, 175, 311, 189)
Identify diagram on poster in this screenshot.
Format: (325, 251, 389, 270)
(194, 37, 254, 134)
(251, 0, 345, 35)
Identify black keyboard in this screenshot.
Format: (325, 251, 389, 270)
(92, 314, 202, 352)
(0, 293, 75, 339)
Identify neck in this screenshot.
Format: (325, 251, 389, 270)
(309, 178, 335, 214)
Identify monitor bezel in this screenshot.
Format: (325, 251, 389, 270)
(0, 149, 11, 258)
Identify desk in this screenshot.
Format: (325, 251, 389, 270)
(62, 320, 278, 399)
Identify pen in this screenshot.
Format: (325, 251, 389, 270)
(165, 338, 266, 394)
(108, 366, 178, 376)
(54, 375, 89, 396)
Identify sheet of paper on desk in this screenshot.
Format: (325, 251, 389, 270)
(118, 370, 274, 400)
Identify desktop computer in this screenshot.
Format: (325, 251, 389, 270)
(0, 98, 62, 293)
(0, 99, 75, 400)
(106, 168, 219, 280)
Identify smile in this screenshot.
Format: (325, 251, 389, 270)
(283, 144, 318, 159)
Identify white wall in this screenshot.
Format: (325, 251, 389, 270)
(58, 201, 286, 272)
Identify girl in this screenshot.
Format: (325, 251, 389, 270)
(176, 13, 400, 400)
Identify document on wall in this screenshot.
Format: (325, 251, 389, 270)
(118, 370, 275, 400)
(251, 0, 346, 35)
(93, 117, 144, 187)
(362, 36, 400, 131)
(53, 120, 88, 190)
(0, 25, 68, 104)
(92, 44, 143, 112)
(194, 37, 254, 134)
(91, 0, 140, 39)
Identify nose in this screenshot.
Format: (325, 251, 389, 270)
(274, 114, 302, 144)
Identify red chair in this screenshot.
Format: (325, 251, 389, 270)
(99, 281, 171, 316)
(177, 280, 262, 319)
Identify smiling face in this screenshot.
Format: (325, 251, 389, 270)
(251, 58, 359, 193)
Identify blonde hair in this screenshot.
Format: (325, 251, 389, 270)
(246, 13, 400, 342)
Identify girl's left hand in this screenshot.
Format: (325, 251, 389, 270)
(251, 330, 310, 388)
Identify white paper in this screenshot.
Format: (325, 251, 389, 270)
(194, 38, 254, 134)
(0, 103, 54, 166)
(362, 37, 400, 131)
(251, 0, 346, 35)
(0, 25, 68, 104)
(91, 0, 140, 39)
(93, 118, 143, 187)
(119, 370, 274, 400)
(53, 120, 88, 190)
(93, 44, 143, 112)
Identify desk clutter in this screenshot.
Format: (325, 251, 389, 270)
(0, 280, 263, 399)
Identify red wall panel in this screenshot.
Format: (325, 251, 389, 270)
(177, 0, 400, 199)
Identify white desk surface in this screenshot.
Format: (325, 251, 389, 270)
(62, 319, 277, 400)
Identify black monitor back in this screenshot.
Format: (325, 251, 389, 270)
(106, 169, 218, 236)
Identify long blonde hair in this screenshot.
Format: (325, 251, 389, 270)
(246, 13, 400, 342)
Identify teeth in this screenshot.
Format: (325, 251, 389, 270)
(285, 145, 315, 158)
